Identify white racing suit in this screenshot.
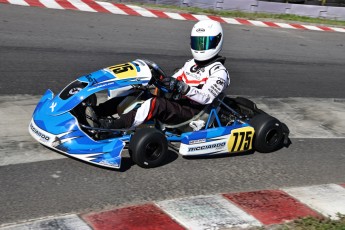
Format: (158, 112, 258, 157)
(95, 57, 230, 129)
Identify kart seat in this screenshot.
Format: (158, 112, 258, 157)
(117, 92, 145, 116)
(158, 93, 225, 133)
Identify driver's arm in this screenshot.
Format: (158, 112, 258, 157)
(185, 69, 230, 105)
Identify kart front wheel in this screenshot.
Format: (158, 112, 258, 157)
(129, 128, 168, 168)
(249, 114, 284, 153)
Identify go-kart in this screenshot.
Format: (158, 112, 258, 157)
(29, 59, 291, 169)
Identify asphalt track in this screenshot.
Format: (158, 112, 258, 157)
(0, 3, 345, 226)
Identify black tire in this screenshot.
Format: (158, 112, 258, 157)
(233, 97, 266, 117)
(234, 97, 256, 109)
(129, 128, 168, 168)
(249, 114, 284, 153)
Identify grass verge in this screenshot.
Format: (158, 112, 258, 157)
(258, 214, 345, 229)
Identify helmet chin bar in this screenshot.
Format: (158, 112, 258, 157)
(192, 48, 220, 62)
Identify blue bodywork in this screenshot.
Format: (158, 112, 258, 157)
(29, 65, 150, 169)
(29, 61, 255, 169)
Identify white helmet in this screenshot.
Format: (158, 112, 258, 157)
(190, 20, 224, 62)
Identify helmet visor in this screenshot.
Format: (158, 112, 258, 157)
(191, 35, 220, 51)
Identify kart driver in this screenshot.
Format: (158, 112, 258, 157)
(86, 20, 230, 130)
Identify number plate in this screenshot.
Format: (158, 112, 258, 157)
(107, 63, 137, 79)
(228, 127, 254, 153)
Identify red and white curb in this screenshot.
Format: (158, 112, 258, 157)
(1, 0, 345, 33)
(1, 183, 345, 229)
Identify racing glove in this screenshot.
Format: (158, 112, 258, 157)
(161, 77, 190, 100)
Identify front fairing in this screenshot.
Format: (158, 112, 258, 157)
(29, 89, 125, 168)
(28, 60, 152, 169)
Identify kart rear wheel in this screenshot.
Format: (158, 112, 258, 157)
(233, 97, 266, 117)
(129, 128, 168, 168)
(249, 114, 284, 153)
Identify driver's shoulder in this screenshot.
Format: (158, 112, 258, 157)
(183, 59, 195, 67)
(207, 61, 227, 75)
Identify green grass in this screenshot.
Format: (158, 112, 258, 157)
(254, 214, 345, 229)
(130, 2, 345, 27)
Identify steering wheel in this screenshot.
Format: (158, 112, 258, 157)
(141, 59, 171, 91)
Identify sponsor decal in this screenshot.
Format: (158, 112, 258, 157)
(86, 74, 98, 85)
(209, 64, 222, 74)
(87, 81, 115, 91)
(185, 71, 202, 80)
(196, 28, 205, 32)
(214, 65, 221, 71)
(211, 84, 221, 92)
(49, 102, 57, 112)
(189, 138, 206, 145)
(30, 123, 50, 142)
(68, 87, 82, 95)
(216, 78, 225, 86)
(208, 88, 218, 97)
(188, 142, 226, 152)
(190, 65, 205, 74)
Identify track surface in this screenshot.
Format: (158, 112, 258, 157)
(0, 3, 345, 225)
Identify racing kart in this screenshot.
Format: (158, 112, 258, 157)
(29, 59, 291, 169)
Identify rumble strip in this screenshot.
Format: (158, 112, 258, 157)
(1, 0, 345, 33)
(1, 183, 345, 229)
